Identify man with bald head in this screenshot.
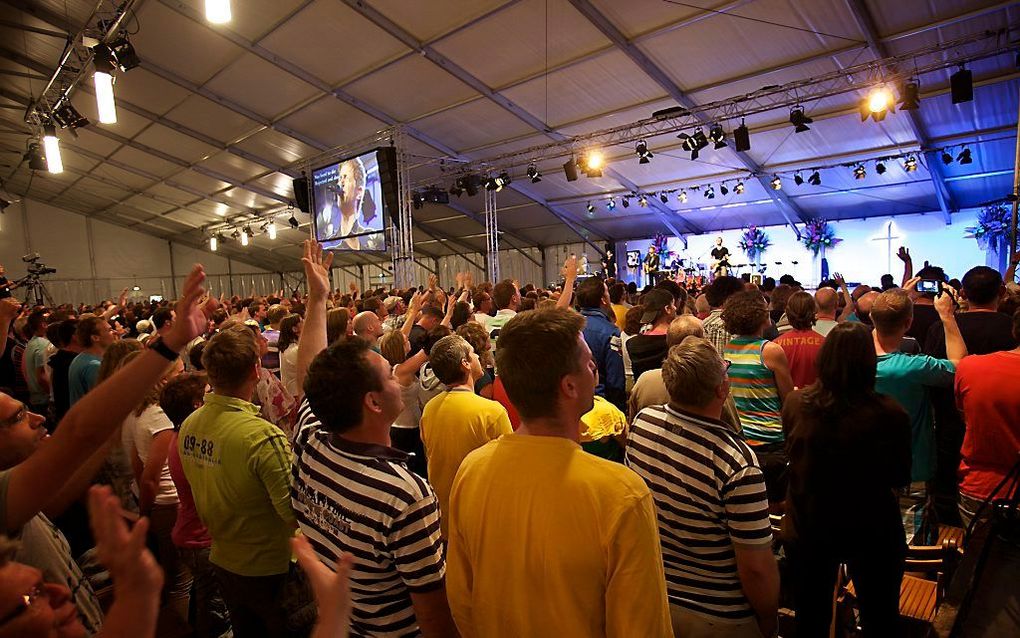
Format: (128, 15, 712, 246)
(352, 310, 384, 348)
(813, 287, 839, 336)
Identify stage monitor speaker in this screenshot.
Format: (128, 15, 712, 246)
(292, 177, 309, 213)
(376, 146, 401, 226)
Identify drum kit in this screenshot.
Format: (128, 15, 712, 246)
(665, 258, 799, 283)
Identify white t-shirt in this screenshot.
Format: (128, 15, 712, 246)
(121, 404, 178, 505)
(280, 343, 301, 397)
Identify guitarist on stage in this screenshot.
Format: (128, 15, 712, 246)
(710, 236, 731, 278)
(643, 245, 661, 285)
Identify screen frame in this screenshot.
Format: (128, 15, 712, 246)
(309, 147, 392, 254)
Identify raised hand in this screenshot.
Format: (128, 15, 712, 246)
(0, 297, 21, 323)
(428, 274, 439, 292)
(934, 284, 959, 317)
(302, 240, 334, 302)
(118, 287, 129, 307)
(903, 276, 922, 291)
(897, 246, 911, 263)
(561, 254, 578, 280)
(292, 535, 354, 638)
(166, 265, 211, 350)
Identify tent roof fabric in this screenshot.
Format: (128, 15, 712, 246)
(0, 0, 1016, 272)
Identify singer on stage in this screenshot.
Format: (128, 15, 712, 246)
(710, 236, 731, 277)
(643, 245, 661, 285)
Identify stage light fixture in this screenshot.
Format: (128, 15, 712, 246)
(789, 107, 813, 133)
(52, 102, 89, 129)
(767, 176, 781, 191)
(862, 86, 894, 122)
(484, 176, 501, 192)
(708, 124, 726, 149)
(734, 120, 751, 152)
(498, 171, 512, 186)
(636, 140, 653, 164)
(903, 156, 918, 173)
(449, 182, 463, 197)
(679, 190, 688, 203)
(659, 192, 668, 204)
(638, 195, 648, 207)
(526, 164, 541, 183)
(606, 198, 616, 212)
(622, 196, 630, 208)
(957, 147, 972, 164)
(243, 225, 255, 238)
(92, 45, 118, 124)
(875, 161, 887, 175)
(288, 214, 299, 228)
(209, 235, 218, 251)
(42, 125, 63, 174)
(807, 171, 821, 186)
(899, 80, 920, 110)
(412, 191, 424, 209)
(794, 172, 804, 186)
(720, 184, 729, 196)
(231, 229, 240, 239)
(950, 67, 973, 104)
(582, 150, 604, 177)
(677, 132, 693, 151)
(941, 150, 954, 165)
(108, 35, 141, 72)
(853, 164, 867, 180)
(563, 157, 579, 182)
(705, 185, 715, 199)
(734, 181, 745, 195)
(267, 221, 277, 240)
(462, 174, 481, 197)
(206, 0, 232, 23)
(586, 201, 595, 215)
(25, 142, 47, 171)
(692, 128, 709, 151)
(240, 229, 249, 246)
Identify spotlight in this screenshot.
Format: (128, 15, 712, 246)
(586, 201, 595, 214)
(108, 35, 141, 72)
(720, 184, 729, 196)
(92, 45, 118, 124)
(484, 176, 501, 192)
(659, 192, 668, 204)
(941, 150, 954, 165)
(899, 80, 920, 110)
(606, 198, 616, 212)
(794, 172, 804, 186)
(708, 124, 727, 149)
(733, 120, 751, 152)
(622, 196, 630, 208)
(705, 185, 715, 199)
(862, 86, 894, 122)
(42, 125, 63, 174)
(635, 140, 653, 164)
(692, 128, 709, 150)
(678, 190, 688, 203)
(412, 191, 424, 209)
(267, 221, 277, 240)
(243, 224, 255, 237)
(526, 164, 541, 183)
(903, 156, 918, 173)
(52, 102, 89, 129)
(209, 235, 218, 251)
(25, 142, 47, 171)
(807, 171, 821, 186)
(582, 150, 604, 177)
(950, 67, 973, 104)
(498, 170, 512, 186)
(734, 181, 745, 195)
(853, 164, 867, 180)
(231, 229, 240, 239)
(240, 229, 249, 246)
(563, 157, 579, 182)
(206, 0, 232, 23)
(789, 107, 813, 133)
(770, 176, 782, 191)
(462, 174, 481, 197)
(957, 147, 972, 164)
(638, 195, 648, 207)
(449, 182, 463, 197)
(288, 214, 299, 228)
(875, 161, 887, 175)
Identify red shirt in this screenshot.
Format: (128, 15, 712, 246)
(773, 329, 824, 389)
(491, 377, 521, 430)
(167, 432, 212, 549)
(955, 351, 1020, 500)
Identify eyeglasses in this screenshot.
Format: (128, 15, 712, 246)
(0, 581, 48, 626)
(0, 404, 27, 429)
(723, 359, 733, 371)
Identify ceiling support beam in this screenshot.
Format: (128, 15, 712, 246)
(413, 222, 486, 271)
(443, 199, 545, 268)
(566, 0, 810, 237)
(844, 0, 956, 224)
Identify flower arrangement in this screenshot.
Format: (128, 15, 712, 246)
(738, 226, 771, 260)
(801, 218, 842, 256)
(965, 203, 1015, 251)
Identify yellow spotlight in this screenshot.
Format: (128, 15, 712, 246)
(586, 149, 604, 170)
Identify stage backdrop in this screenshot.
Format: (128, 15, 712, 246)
(615, 209, 988, 290)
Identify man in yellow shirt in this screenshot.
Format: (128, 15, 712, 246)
(446, 307, 673, 637)
(420, 335, 512, 538)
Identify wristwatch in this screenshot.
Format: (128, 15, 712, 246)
(148, 336, 180, 362)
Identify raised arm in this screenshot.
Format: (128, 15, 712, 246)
(402, 291, 423, 338)
(556, 255, 578, 309)
(101, 288, 130, 321)
(0, 298, 20, 364)
(897, 246, 913, 287)
(296, 240, 333, 393)
(3, 265, 210, 534)
(935, 286, 968, 365)
(833, 273, 855, 322)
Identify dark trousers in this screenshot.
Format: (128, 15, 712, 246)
(753, 442, 789, 504)
(390, 426, 428, 478)
(213, 566, 289, 638)
(789, 538, 905, 637)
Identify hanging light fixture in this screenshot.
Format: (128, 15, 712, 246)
(941, 149, 954, 165)
(659, 192, 668, 204)
(794, 172, 805, 186)
(205, 0, 232, 24)
(638, 194, 648, 207)
(92, 45, 118, 124)
(635, 140, 653, 164)
(705, 185, 715, 199)
(853, 164, 867, 180)
(606, 198, 616, 212)
(42, 125, 63, 174)
(586, 201, 595, 214)
(861, 86, 895, 122)
(770, 175, 782, 190)
(526, 163, 541, 183)
(240, 229, 249, 246)
(678, 189, 688, 203)
(903, 156, 918, 172)
(957, 147, 972, 164)
(267, 220, 277, 240)
(807, 171, 821, 186)
(734, 181, 745, 195)
(209, 235, 218, 251)
(875, 161, 887, 175)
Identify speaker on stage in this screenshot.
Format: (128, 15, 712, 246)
(376, 146, 401, 226)
(292, 176, 309, 213)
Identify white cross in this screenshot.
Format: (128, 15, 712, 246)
(870, 221, 901, 274)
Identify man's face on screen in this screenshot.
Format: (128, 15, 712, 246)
(338, 162, 363, 214)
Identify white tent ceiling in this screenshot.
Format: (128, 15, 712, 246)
(0, 0, 1016, 272)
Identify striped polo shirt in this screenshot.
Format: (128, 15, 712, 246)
(291, 401, 446, 637)
(724, 336, 783, 444)
(626, 404, 773, 621)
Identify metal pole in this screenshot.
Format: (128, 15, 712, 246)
(1010, 84, 1020, 271)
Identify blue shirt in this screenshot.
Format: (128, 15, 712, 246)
(68, 352, 102, 406)
(580, 308, 626, 413)
(875, 352, 955, 482)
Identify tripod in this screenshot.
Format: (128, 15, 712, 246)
(14, 273, 55, 307)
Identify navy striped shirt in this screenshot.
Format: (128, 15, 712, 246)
(626, 403, 772, 620)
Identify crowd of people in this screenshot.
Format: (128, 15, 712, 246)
(0, 242, 1018, 638)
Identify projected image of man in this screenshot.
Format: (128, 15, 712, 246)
(320, 157, 383, 251)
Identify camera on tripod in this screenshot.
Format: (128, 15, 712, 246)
(21, 253, 56, 276)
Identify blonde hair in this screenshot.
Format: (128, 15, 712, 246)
(379, 330, 406, 367)
(662, 337, 725, 408)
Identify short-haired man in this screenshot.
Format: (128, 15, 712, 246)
(773, 291, 825, 389)
(628, 315, 704, 420)
(68, 316, 116, 405)
(47, 319, 81, 424)
(486, 279, 520, 344)
(419, 335, 511, 537)
(626, 288, 675, 382)
(362, 296, 388, 325)
(627, 337, 778, 638)
(408, 306, 444, 356)
(471, 291, 494, 328)
(152, 307, 175, 336)
(446, 307, 672, 636)
(22, 310, 51, 419)
(178, 324, 297, 637)
(352, 310, 384, 348)
(576, 277, 627, 412)
(703, 276, 744, 354)
(293, 338, 457, 636)
(812, 287, 839, 337)
(260, 303, 288, 375)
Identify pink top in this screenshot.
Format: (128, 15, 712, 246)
(167, 432, 212, 549)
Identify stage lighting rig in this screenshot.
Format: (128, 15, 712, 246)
(621, 196, 630, 208)
(807, 171, 821, 186)
(638, 194, 648, 207)
(957, 147, 972, 164)
(704, 185, 715, 199)
(497, 171, 512, 186)
(209, 235, 218, 251)
(678, 190, 688, 203)
(586, 201, 595, 214)
(92, 44, 118, 124)
(770, 176, 782, 191)
(24, 142, 47, 171)
(899, 80, 920, 110)
(708, 125, 726, 149)
(563, 157, 579, 182)
(950, 66, 973, 104)
(720, 184, 729, 196)
(526, 164, 541, 183)
(734, 181, 745, 195)
(606, 198, 616, 212)
(581, 150, 604, 177)
(941, 150, 954, 165)
(635, 140, 653, 164)
(52, 102, 89, 130)
(794, 172, 804, 186)
(108, 35, 141, 72)
(733, 120, 751, 153)
(789, 107, 813, 133)
(853, 164, 867, 180)
(659, 192, 668, 204)
(862, 86, 894, 122)
(288, 213, 299, 228)
(875, 161, 887, 175)
(42, 125, 63, 174)
(903, 156, 918, 172)
(484, 176, 502, 192)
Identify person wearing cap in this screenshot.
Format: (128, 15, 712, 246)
(576, 277, 627, 413)
(626, 289, 677, 382)
(382, 295, 406, 333)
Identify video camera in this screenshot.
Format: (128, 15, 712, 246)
(21, 252, 57, 276)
